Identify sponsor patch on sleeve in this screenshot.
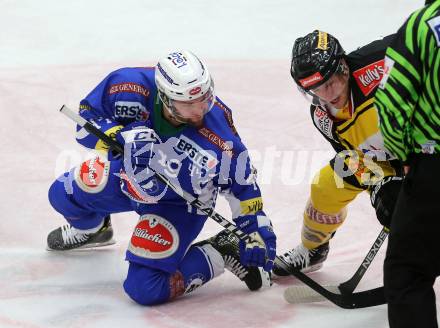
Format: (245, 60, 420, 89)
(128, 214, 179, 259)
(428, 16, 440, 47)
(198, 127, 234, 157)
(240, 197, 263, 215)
(74, 157, 110, 193)
(79, 103, 91, 111)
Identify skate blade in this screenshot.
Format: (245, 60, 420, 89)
(46, 238, 116, 251)
(271, 262, 323, 279)
(259, 267, 272, 288)
(300, 262, 323, 274)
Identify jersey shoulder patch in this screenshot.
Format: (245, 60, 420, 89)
(106, 67, 153, 98)
(74, 157, 110, 193)
(427, 15, 440, 47)
(312, 106, 336, 141)
(197, 126, 235, 157)
(215, 99, 238, 135)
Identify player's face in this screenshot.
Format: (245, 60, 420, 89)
(172, 90, 215, 126)
(309, 61, 350, 109)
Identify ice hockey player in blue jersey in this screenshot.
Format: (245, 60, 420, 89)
(47, 50, 277, 305)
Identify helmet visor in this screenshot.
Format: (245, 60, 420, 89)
(169, 81, 215, 125)
(299, 60, 349, 110)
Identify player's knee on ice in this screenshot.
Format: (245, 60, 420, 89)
(123, 245, 225, 305)
(124, 262, 173, 306)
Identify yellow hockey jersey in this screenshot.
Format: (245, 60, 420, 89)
(309, 35, 403, 188)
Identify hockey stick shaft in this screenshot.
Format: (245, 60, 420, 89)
(60, 104, 384, 309)
(338, 227, 388, 294)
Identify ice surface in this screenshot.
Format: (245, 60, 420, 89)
(0, 1, 430, 327)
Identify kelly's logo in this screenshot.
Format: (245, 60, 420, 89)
(352, 60, 384, 96)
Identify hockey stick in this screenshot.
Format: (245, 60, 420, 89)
(339, 226, 388, 294)
(60, 104, 385, 309)
(284, 227, 388, 304)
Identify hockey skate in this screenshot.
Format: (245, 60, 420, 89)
(195, 229, 271, 291)
(47, 216, 115, 251)
(272, 242, 329, 276)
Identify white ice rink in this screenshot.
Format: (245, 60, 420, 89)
(1, 1, 431, 327)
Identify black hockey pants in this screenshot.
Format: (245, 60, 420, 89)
(384, 154, 440, 328)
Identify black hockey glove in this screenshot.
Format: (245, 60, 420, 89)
(370, 176, 403, 228)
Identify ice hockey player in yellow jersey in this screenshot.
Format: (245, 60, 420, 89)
(273, 30, 403, 276)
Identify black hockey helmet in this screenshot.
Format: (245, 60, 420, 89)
(291, 30, 345, 91)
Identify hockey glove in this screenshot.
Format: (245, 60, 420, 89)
(235, 215, 276, 272)
(370, 176, 403, 228)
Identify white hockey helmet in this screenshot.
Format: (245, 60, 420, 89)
(155, 50, 215, 124)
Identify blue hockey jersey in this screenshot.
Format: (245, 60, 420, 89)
(75, 67, 266, 223)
